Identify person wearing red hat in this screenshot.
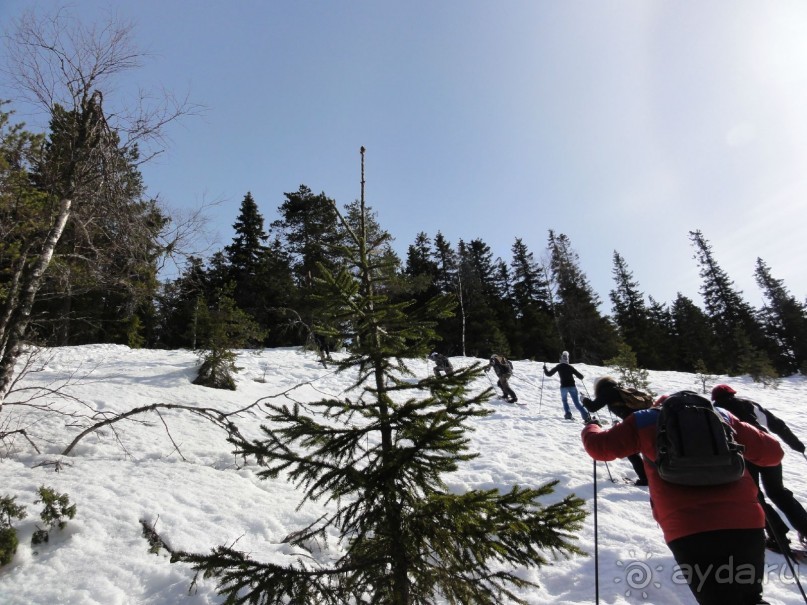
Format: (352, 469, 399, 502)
(711, 384, 807, 553)
(582, 391, 783, 605)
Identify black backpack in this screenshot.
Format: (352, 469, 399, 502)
(655, 391, 746, 486)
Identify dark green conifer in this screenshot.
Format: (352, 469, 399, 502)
(547, 231, 618, 363)
(507, 238, 558, 360)
(689, 230, 774, 375)
(669, 293, 721, 372)
(609, 251, 659, 368)
(175, 150, 586, 604)
(754, 257, 807, 374)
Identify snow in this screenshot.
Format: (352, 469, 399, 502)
(1, 344, 806, 604)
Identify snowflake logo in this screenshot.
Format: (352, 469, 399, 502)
(614, 550, 664, 599)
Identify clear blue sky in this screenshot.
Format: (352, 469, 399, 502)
(2, 1, 806, 311)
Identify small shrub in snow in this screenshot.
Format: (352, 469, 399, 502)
(32, 486, 76, 546)
(0, 495, 27, 566)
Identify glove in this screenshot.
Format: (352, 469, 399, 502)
(582, 396, 592, 408)
(585, 416, 602, 427)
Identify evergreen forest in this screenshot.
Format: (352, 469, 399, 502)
(3, 103, 805, 381)
(1, 8, 806, 397)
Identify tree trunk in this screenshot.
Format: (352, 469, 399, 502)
(0, 198, 72, 405)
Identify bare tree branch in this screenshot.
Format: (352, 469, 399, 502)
(60, 374, 334, 457)
(0, 8, 201, 406)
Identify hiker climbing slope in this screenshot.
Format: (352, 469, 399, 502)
(712, 383, 807, 554)
(582, 391, 783, 605)
(543, 351, 589, 421)
(485, 355, 517, 403)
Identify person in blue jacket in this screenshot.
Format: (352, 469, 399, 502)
(543, 351, 589, 421)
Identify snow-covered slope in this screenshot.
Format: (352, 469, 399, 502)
(0, 345, 805, 604)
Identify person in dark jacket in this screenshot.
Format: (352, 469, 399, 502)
(485, 355, 517, 403)
(313, 333, 332, 368)
(712, 383, 807, 552)
(582, 376, 648, 485)
(582, 395, 784, 605)
(543, 351, 589, 421)
(428, 351, 453, 378)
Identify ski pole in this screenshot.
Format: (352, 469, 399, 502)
(766, 517, 807, 604)
(485, 370, 498, 396)
(593, 459, 600, 605)
(603, 460, 615, 483)
(538, 369, 545, 413)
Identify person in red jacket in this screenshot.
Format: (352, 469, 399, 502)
(582, 393, 784, 605)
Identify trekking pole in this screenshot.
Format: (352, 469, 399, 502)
(538, 370, 545, 413)
(485, 371, 498, 397)
(766, 517, 807, 604)
(593, 459, 600, 605)
(603, 460, 615, 483)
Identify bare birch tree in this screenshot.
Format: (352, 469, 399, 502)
(0, 8, 197, 405)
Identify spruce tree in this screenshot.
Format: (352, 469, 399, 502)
(547, 231, 618, 363)
(223, 192, 296, 345)
(224, 192, 268, 280)
(645, 297, 677, 370)
(404, 232, 441, 305)
(509, 238, 549, 315)
(669, 293, 721, 373)
(432, 231, 458, 296)
(604, 343, 652, 393)
(175, 150, 586, 604)
(271, 184, 343, 342)
(431, 232, 463, 354)
(509, 238, 558, 360)
(688, 230, 774, 374)
(154, 256, 208, 349)
(492, 257, 519, 355)
(192, 286, 265, 390)
(609, 251, 656, 368)
(457, 239, 509, 356)
(272, 184, 342, 284)
(754, 257, 807, 374)
(31, 104, 165, 346)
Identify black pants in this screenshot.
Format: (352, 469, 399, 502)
(749, 462, 807, 539)
(667, 528, 768, 605)
(627, 453, 648, 483)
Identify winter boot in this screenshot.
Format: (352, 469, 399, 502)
(564, 412, 573, 420)
(766, 535, 790, 554)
